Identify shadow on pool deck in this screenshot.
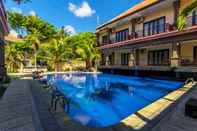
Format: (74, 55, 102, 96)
(0, 79, 196, 131)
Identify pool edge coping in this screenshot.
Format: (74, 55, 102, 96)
(120, 81, 196, 130)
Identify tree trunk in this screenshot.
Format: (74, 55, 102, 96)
(20, 63, 24, 73)
(34, 52, 37, 71)
(85, 59, 92, 70)
(55, 62, 60, 73)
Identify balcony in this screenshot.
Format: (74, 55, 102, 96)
(98, 16, 197, 49)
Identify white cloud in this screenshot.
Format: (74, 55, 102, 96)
(29, 10, 36, 16)
(68, 1, 95, 18)
(9, 30, 18, 37)
(64, 25, 76, 35)
(10, 7, 22, 13)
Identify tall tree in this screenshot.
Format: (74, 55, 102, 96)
(24, 15, 56, 70)
(38, 29, 72, 72)
(72, 32, 100, 70)
(7, 11, 26, 36)
(5, 41, 31, 72)
(177, 0, 197, 30)
(25, 15, 56, 41)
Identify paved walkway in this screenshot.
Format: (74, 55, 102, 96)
(0, 79, 61, 131)
(30, 80, 63, 131)
(0, 80, 43, 131)
(151, 83, 197, 131)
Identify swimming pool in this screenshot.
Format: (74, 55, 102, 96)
(46, 73, 183, 128)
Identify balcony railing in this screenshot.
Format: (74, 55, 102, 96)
(98, 16, 197, 46)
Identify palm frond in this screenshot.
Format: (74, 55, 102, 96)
(177, 0, 197, 30)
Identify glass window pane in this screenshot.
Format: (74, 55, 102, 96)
(149, 22, 154, 35)
(158, 18, 165, 33)
(144, 23, 149, 36)
(153, 21, 158, 34)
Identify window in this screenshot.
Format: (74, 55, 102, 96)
(116, 29, 129, 42)
(144, 23, 149, 37)
(143, 17, 165, 37)
(193, 10, 197, 25)
(158, 17, 165, 33)
(121, 53, 129, 65)
(148, 49, 169, 66)
(102, 35, 108, 44)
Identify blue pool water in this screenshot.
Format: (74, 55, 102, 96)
(46, 73, 183, 128)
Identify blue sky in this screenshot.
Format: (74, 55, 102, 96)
(5, 0, 143, 33)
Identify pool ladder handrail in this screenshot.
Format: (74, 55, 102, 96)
(185, 78, 194, 84)
(49, 84, 71, 112)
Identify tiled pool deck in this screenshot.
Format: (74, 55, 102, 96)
(0, 79, 196, 131)
(120, 82, 197, 131)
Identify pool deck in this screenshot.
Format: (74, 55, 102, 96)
(0, 80, 43, 131)
(119, 82, 197, 131)
(0, 79, 196, 131)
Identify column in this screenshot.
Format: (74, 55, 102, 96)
(129, 20, 136, 39)
(128, 51, 135, 67)
(105, 56, 110, 66)
(107, 28, 112, 44)
(96, 33, 100, 46)
(114, 52, 121, 66)
(129, 22, 133, 36)
(171, 43, 180, 67)
(0, 40, 6, 77)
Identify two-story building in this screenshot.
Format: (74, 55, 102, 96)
(0, 0, 9, 78)
(96, 0, 197, 79)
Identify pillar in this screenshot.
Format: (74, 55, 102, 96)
(129, 22, 133, 36)
(129, 20, 136, 39)
(114, 52, 121, 66)
(171, 43, 180, 67)
(0, 40, 6, 78)
(128, 51, 135, 67)
(96, 33, 100, 46)
(107, 28, 112, 44)
(105, 56, 110, 66)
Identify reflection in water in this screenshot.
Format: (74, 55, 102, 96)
(48, 74, 137, 101)
(46, 73, 183, 128)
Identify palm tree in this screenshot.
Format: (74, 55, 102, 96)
(39, 29, 72, 72)
(7, 11, 26, 36)
(73, 32, 100, 70)
(25, 31, 42, 71)
(24, 15, 55, 70)
(5, 43, 19, 72)
(5, 41, 31, 73)
(177, 0, 197, 30)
